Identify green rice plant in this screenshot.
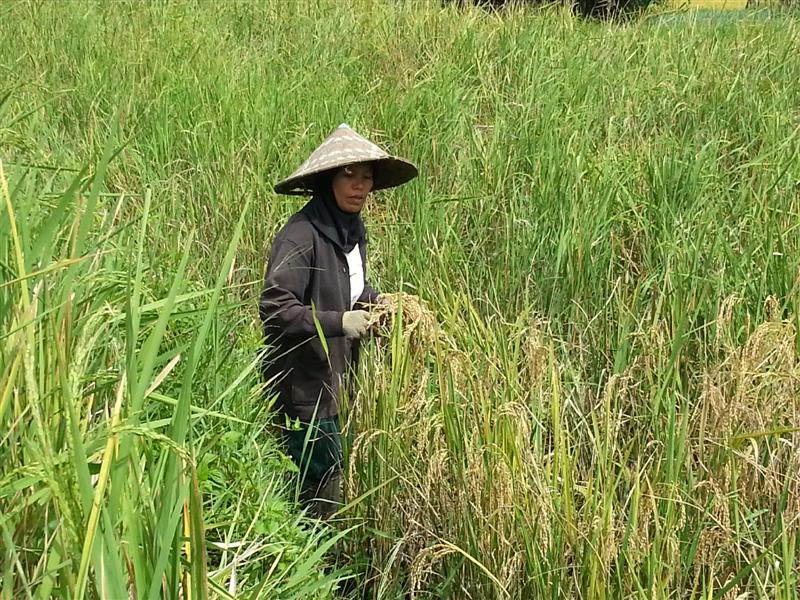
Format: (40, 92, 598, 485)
(0, 139, 343, 598)
(341, 292, 798, 598)
(1, 0, 799, 597)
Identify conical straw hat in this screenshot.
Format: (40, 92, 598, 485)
(274, 124, 418, 195)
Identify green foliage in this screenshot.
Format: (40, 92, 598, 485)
(444, 0, 662, 19)
(0, 107, 341, 599)
(1, 0, 799, 598)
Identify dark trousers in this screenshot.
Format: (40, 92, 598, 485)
(282, 416, 343, 518)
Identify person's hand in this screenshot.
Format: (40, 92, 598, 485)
(342, 310, 370, 339)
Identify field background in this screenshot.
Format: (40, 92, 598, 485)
(1, 0, 799, 598)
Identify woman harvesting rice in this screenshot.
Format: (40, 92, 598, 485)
(260, 124, 417, 518)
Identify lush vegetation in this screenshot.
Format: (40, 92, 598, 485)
(1, 0, 799, 598)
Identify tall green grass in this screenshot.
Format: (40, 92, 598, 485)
(1, 0, 799, 597)
(0, 150, 344, 597)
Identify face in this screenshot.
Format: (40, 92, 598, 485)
(331, 163, 374, 214)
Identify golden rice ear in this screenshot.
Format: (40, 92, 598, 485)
(365, 300, 392, 336)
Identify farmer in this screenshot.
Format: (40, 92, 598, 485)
(259, 124, 417, 518)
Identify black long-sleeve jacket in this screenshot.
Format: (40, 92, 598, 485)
(259, 212, 379, 420)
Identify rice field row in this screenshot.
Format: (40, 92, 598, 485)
(1, 0, 799, 597)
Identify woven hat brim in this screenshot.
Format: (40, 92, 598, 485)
(274, 156, 418, 196)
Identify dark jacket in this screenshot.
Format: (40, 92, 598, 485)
(259, 212, 379, 420)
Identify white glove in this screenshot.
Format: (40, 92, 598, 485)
(342, 310, 370, 339)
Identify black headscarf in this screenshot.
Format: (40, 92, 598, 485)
(301, 176, 366, 253)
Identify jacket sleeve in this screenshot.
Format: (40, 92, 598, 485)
(357, 281, 381, 306)
(260, 237, 344, 338)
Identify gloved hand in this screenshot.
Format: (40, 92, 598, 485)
(342, 310, 370, 339)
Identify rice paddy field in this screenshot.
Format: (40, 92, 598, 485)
(2, 0, 800, 598)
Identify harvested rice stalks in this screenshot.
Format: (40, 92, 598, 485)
(364, 292, 468, 384)
(366, 292, 438, 342)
